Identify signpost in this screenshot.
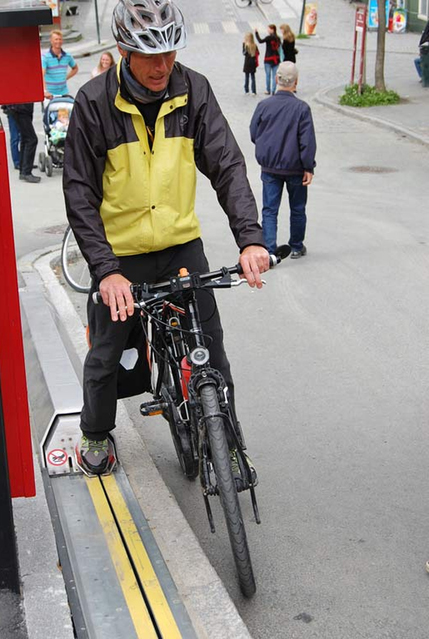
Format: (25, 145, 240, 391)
(351, 5, 368, 93)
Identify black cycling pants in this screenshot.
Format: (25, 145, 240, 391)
(81, 239, 236, 440)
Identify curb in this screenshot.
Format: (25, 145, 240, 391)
(314, 85, 429, 148)
(18, 247, 252, 639)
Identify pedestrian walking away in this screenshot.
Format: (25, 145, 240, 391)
(63, 0, 269, 478)
(279, 23, 297, 63)
(42, 30, 79, 99)
(250, 62, 316, 258)
(242, 32, 259, 95)
(8, 103, 41, 183)
(255, 24, 280, 94)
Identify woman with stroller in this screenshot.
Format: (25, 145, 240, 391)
(255, 24, 281, 95)
(242, 33, 259, 95)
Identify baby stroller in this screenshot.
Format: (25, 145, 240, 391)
(38, 96, 74, 177)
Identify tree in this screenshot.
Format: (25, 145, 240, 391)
(375, 0, 386, 90)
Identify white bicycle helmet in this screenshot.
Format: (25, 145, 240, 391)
(112, 0, 187, 54)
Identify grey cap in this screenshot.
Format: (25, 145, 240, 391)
(276, 61, 298, 87)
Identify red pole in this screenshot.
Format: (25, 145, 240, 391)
(358, 6, 368, 94)
(351, 21, 358, 85)
(0, 120, 35, 498)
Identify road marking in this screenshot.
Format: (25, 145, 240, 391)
(222, 20, 240, 33)
(102, 474, 183, 639)
(86, 477, 158, 639)
(193, 22, 210, 34)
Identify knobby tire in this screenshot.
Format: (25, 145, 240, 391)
(200, 384, 256, 598)
(61, 226, 92, 294)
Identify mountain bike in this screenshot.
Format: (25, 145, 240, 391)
(94, 245, 290, 597)
(61, 225, 92, 294)
(235, 0, 273, 7)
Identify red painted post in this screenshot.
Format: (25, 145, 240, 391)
(358, 6, 368, 94)
(0, 122, 35, 498)
(0, 7, 52, 500)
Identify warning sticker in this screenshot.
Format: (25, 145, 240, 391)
(47, 449, 68, 466)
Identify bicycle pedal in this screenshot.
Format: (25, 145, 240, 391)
(140, 400, 165, 417)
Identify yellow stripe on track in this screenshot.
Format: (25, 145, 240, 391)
(101, 474, 183, 639)
(86, 477, 158, 639)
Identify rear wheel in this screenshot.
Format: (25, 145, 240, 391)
(235, 0, 251, 6)
(258, 0, 273, 4)
(162, 380, 198, 479)
(45, 155, 53, 177)
(61, 226, 92, 293)
(200, 383, 256, 598)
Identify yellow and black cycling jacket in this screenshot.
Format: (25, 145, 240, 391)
(63, 61, 263, 283)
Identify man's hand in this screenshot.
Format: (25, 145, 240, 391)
(99, 273, 134, 322)
(303, 171, 313, 186)
(239, 245, 270, 289)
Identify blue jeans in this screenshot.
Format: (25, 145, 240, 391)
(264, 63, 278, 93)
(261, 171, 307, 253)
(244, 72, 256, 94)
(7, 113, 21, 168)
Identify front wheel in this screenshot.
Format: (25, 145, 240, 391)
(38, 151, 46, 172)
(61, 226, 92, 293)
(200, 384, 256, 598)
(258, 0, 273, 4)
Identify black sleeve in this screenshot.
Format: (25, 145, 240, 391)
(192, 79, 264, 250)
(63, 88, 122, 283)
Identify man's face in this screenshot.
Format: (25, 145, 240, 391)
(50, 33, 63, 52)
(118, 47, 176, 92)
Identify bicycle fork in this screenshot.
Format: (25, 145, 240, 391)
(189, 368, 261, 534)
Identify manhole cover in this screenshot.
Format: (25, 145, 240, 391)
(348, 166, 398, 174)
(42, 224, 68, 235)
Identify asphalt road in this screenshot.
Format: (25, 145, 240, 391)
(8, 0, 429, 637)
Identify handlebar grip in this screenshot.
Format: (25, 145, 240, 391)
(92, 291, 102, 305)
(236, 244, 291, 274)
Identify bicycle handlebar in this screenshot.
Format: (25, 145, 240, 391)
(92, 244, 291, 307)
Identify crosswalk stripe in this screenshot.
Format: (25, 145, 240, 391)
(222, 20, 240, 34)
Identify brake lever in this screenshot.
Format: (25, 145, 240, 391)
(231, 279, 267, 287)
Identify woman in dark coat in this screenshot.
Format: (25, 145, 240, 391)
(255, 24, 281, 95)
(280, 23, 296, 64)
(243, 32, 259, 95)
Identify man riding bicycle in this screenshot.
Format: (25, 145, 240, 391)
(63, 0, 269, 479)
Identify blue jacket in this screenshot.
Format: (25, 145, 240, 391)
(250, 91, 316, 175)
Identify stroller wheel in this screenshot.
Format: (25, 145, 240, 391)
(38, 151, 46, 173)
(45, 156, 53, 177)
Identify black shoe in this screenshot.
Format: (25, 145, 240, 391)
(75, 435, 117, 476)
(19, 173, 41, 183)
(230, 449, 258, 492)
(290, 245, 307, 259)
